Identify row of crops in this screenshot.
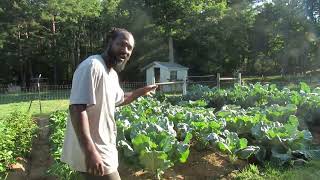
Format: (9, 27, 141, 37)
(48, 111, 82, 180)
(0, 112, 37, 176)
(47, 82, 320, 179)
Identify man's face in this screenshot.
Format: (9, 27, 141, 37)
(108, 33, 134, 72)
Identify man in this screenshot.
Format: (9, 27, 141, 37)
(61, 28, 157, 180)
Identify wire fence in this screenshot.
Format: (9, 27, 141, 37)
(0, 85, 71, 104)
(0, 78, 315, 104)
(0, 82, 150, 104)
(0, 81, 214, 104)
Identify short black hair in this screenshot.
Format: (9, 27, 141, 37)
(107, 27, 133, 41)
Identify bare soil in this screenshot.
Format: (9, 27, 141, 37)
(6, 118, 57, 180)
(118, 147, 247, 180)
(310, 125, 320, 145)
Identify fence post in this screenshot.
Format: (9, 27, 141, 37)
(217, 73, 220, 89)
(152, 77, 155, 85)
(183, 78, 187, 95)
(238, 73, 242, 85)
(38, 74, 42, 114)
(309, 73, 312, 83)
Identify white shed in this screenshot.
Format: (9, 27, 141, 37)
(141, 61, 189, 85)
(140, 37, 189, 93)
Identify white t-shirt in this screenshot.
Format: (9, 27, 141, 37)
(61, 55, 124, 174)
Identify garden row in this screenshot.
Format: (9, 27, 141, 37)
(47, 83, 320, 179)
(166, 83, 320, 126)
(0, 111, 37, 177)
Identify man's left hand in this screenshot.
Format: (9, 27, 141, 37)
(121, 85, 158, 106)
(139, 85, 158, 96)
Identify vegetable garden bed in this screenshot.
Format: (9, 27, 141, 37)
(47, 82, 320, 179)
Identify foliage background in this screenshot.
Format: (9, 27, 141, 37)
(0, 0, 320, 85)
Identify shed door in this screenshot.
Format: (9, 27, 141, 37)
(154, 67, 160, 83)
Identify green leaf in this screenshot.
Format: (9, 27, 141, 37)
(218, 142, 232, 154)
(183, 132, 193, 144)
(206, 132, 222, 146)
(300, 82, 311, 93)
(118, 140, 135, 157)
(208, 120, 221, 130)
(255, 146, 266, 162)
(158, 134, 175, 152)
(238, 138, 248, 150)
(177, 143, 190, 163)
(302, 130, 313, 142)
(271, 146, 292, 165)
(237, 146, 260, 159)
(132, 134, 157, 153)
(139, 150, 173, 174)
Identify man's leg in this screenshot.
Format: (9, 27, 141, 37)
(81, 171, 121, 180)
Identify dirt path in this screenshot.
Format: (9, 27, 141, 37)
(28, 118, 56, 180)
(7, 118, 57, 180)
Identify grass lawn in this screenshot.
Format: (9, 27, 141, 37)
(235, 160, 320, 180)
(0, 99, 69, 119)
(0, 90, 70, 104)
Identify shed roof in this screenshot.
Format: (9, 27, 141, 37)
(140, 61, 189, 71)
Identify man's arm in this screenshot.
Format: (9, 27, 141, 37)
(119, 85, 157, 106)
(69, 104, 105, 176)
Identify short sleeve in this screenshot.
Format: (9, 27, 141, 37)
(70, 63, 100, 105)
(115, 83, 124, 106)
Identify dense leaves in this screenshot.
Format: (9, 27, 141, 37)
(48, 111, 81, 180)
(1, 0, 320, 84)
(0, 111, 37, 174)
(47, 83, 320, 179)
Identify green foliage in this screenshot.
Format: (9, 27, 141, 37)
(117, 97, 193, 178)
(138, 150, 173, 179)
(47, 110, 79, 179)
(166, 83, 320, 164)
(47, 83, 320, 179)
(235, 161, 320, 180)
(1, 0, 320, 84)
(176, 83, 320, 127)
(0, 111, 37, 173)
(217, 130, 250, 162)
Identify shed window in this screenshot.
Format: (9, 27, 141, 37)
(170, 71, 177, 80)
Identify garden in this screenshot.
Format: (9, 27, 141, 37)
(16, 82, 319, 180)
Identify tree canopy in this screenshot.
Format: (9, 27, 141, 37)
(0, 0, 319, 85)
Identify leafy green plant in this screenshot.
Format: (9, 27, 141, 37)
(0, 111, 37, 174)
(46, 83, 320, 179)
(47, 110, 80, 179)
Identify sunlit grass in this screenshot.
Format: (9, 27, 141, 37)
(0, 99, 69, 119)
(235, 161, 320, 180)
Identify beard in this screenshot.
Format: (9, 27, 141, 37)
(113, 60, 128, 72)
(107, 48, 128, 72)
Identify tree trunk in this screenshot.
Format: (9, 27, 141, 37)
(18, 26, 26, 87)
(73, 33, 78, 67)
(25, 28, 33, 86)
(52, 15, 57, 85)
(77, 26, 81, 65)
(28, 57, 33, 80)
